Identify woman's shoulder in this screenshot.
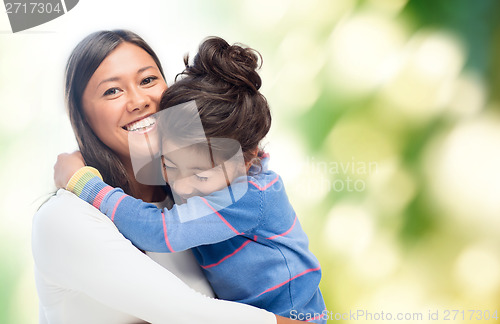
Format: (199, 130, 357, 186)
(36, 189, 107, 218)
(32, 189, 120, 279)
(33, 189, 113, 237)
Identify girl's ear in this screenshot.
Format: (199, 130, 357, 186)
(160, 156, 169, 183)
(245, 161, 252, 172)
(245, 147, 260, 171)
(250, 147, 259, 158)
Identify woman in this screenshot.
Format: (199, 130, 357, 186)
(32, 30, 301, 324)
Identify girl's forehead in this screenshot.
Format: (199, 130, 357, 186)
(163, 141, 213, 168)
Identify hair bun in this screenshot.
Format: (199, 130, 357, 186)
(186, 36, 262, 92)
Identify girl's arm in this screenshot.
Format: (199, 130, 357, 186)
(32, 190, 279, 324)
(277, 317, 304, 324)
(64, 166, 260, 253)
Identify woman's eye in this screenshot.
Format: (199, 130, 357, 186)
(141, 76, 158, 85)
(103, 88, 120, 96)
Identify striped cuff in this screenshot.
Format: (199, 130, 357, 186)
(66, 166, 103, 196)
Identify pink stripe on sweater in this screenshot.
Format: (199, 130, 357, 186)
(201, 239, 252, 269)
(200, 197, 241, 235)
(161, 212, 175, 252)
(266, 214, 297, 240)
(110, 195, 126, 222)
(256, 266, 321, 297)
(248, 174, 279, 191)
(92, 186, 113, 209)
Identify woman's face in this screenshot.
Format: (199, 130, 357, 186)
(82, 42, 167, 160)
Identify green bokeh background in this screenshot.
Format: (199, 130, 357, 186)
(1, 0, 500, 323)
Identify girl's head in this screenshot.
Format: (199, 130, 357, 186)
(65, 30, 167, 194)
(157, 36, 271, 199)
(159, 36, 271, 164)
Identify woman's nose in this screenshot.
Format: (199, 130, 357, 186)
(126, 88, 150, 112)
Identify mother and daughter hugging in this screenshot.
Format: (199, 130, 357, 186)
(34, 29, 326, 324)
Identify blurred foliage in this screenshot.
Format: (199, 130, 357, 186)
(230, 0, 500, 321)
(1, 0, 500, 323)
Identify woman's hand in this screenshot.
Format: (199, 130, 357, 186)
(54, 151, 86, 188)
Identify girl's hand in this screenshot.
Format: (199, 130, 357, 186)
(54, 151, 86, 188)
(276, 315, 305, 323)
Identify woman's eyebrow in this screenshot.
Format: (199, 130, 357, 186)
(97, 66, 156, 88)
(98, 76, 120, 88)
(137, 65, 154, 74)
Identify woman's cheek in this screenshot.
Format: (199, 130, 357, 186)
(152, 83, 168, 105)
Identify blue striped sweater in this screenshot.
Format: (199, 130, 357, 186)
(67, 157, 326, 323)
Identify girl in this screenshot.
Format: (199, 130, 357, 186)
(55, 36, 326, 323)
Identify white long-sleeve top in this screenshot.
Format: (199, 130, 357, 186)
(32, 189, 276, 324)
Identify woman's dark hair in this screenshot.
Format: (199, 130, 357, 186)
(159, 36, 271, 165)
(65, 29, 165, 194)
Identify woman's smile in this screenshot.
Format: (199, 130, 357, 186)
(122, 114, 157, 133)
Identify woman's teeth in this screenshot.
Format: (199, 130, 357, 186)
(125, 116, 156, 132)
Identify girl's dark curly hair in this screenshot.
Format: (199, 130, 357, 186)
(159, 36, 271, 165)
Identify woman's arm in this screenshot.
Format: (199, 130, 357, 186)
(32, 190, 277, 324)
(38, 302, 48, 324)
